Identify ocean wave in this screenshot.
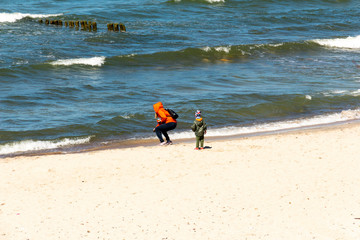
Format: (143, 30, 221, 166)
(169, 109, 360, 140)
(322, 89, 360, 97)
(0, 12, 63, 23)
(312, 35, 360, 49)
(105, 41, 319, 67)
(171, 0, 225, 3)
(201, 0, 225, 3)
(50, 56, 106, 66)
(2, 39, 336, 70)
(0, 136, 92, 155)
(6, 41, 318, 70)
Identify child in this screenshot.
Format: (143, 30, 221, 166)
(191, 110, 207, 150)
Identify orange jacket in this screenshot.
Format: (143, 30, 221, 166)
(153, 102, 177, 125)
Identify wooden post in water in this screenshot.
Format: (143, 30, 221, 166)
(92, 22, 97, 31)
(113, 23, 119, 32)
(107, 23, 114, 31)
(87, 22, 92, 31)
(120, 23, 126, 32)
(80, 21, 85, 30)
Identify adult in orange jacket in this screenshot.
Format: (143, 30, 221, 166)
(153, 102, 177, 145)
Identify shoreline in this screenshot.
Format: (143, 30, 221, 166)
(2, 118, 360, 159)
(1, 119, 360, 239)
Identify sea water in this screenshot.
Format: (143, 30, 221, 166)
(1, 0, 360, 156)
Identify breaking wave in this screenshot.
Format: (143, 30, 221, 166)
(170, 109, 360, 140)
(0, 12, 63, 23)
(50, 56, 106, 66)
(5, 38, 353, 70)
(2, 108, 360, 156)
(312, 35, 360, 49)
(0, 136, 92, 155)
(105, 41, 320, 67)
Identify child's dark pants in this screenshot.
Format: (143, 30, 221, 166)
(155, 122, 177, 142)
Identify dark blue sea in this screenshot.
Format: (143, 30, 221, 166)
(1, 0, 360, 156)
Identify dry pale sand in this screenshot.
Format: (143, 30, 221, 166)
(1, 122, 360, 240)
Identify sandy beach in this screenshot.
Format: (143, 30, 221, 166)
(1, 122, 360, 240)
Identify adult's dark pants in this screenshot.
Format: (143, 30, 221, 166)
(155, 122, 177, 143)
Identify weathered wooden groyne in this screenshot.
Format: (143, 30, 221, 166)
(38, 19, 126, 32)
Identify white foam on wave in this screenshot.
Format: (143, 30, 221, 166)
(322, 89, 360, 97)
(313, 35, 360, 49)
(121, 114, 135, 119)
(0, 136, 92, 155)
(202, 46, 231, 53)
(169, 109, 360, 140)
(50, 57, 106, 67)
(174, 0, 225, 3)
(205, 0, 225, 3)
(0, 12, 62, 23)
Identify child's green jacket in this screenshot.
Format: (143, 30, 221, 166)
(191, 118, 207, 137)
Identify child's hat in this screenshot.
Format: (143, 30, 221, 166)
(195, 110, 201, 119)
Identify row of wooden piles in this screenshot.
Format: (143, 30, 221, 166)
(38, 19, 126, 32)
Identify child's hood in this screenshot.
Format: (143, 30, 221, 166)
(153, 102, 164, 113)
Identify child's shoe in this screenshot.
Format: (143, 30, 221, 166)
(160, 142, 168, 146)
(200, 147, 204, 150)
(167, 141, 173, 145)
(194, 147, 199, 150)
